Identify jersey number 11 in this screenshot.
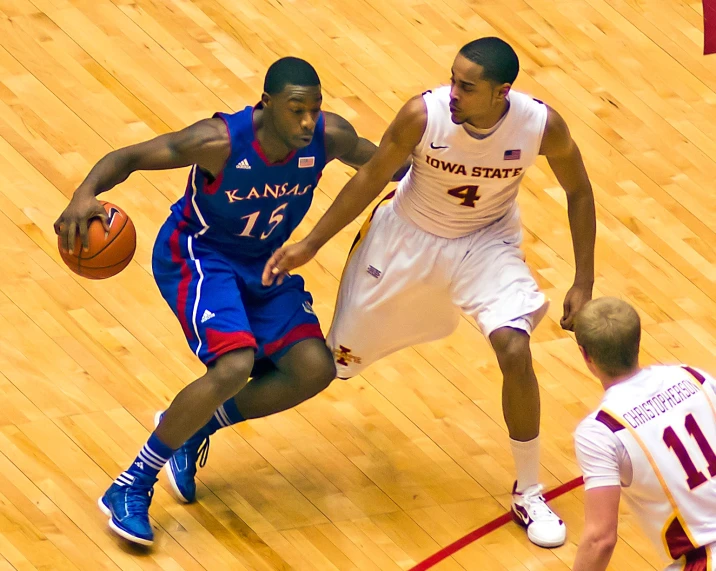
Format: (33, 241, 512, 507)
(663, 413, 716, 490)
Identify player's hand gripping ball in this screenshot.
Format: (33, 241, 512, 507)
(58, 202, 136, 279)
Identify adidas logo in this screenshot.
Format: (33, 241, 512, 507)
(201, 309, 216, 323)
(236, 158, 251, 169)
(134, 461, 144, 470)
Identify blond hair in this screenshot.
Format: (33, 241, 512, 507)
(574, 297, 641, 377)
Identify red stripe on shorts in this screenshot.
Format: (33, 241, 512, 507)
(264, 323, 324, 357)
(684, 546, 708, 571)
(168, 225, 194, 340)
(204, 329, 258, 363)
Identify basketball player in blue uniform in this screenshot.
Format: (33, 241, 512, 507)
(55, 58, 405, 545)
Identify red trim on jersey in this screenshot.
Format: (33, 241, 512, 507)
(168, 225, 194, 341)
(595, 410, 625, 433)
(665, 516, 698, 559)
(684, 546, 709, 571)
(251, 105, 297, 166)
(251, 139, 296, 166)
(205, 329, 257, 362)
(683, 366, 707, 385)
(264, 323, 324, 357)
(182, 182, 193, 218)
(204, 170, 224, 195)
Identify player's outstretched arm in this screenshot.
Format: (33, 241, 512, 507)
(55, 119, 230, 254)
(572, 486, 620, 571)
(541, 106, 596, 330)
(262, 96, 427, 286)
(324, 112, 411, 181)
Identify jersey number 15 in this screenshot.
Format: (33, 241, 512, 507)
(236, 203, 287, 240)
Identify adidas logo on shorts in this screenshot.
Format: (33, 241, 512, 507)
(201, 309, 216, 323)
(236, 158, 251, 169)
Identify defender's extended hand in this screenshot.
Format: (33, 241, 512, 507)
(262, 240, 318, 286)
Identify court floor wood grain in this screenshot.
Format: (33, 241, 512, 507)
(0, 0, 714, 568)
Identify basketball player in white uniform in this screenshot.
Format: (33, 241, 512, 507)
(263, 37, 597, 547)
(573, 297, 716, 571)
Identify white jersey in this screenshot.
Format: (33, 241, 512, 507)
(575, 365, 716, 565)
(393, 86, 548, 239)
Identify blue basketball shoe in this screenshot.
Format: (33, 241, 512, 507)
(154, 411, 210, 503)
(98, 472, 156, 545)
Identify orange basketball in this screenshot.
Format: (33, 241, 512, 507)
(59, 202, 136, 279)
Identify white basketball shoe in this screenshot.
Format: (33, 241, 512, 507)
(511, 482, 567, 548)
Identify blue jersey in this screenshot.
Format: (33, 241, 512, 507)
(170, 105, 327, 259)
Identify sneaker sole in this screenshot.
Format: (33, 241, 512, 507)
(527, 531, 566, 549)
(97, 497, 154, 546)
(154, 411, 191, 504)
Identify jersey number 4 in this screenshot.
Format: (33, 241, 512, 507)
(664, 413, 716, 490)
(447, 185, 481, 208)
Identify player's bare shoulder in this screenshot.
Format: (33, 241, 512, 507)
(538, 105, 573, 157)
(391, 95, 428, 143)
(322, 112, 360, 162)
(173, 117, 232, 175)
(323, 96, 427, 162)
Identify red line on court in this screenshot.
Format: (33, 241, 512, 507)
(705, 0, 716, 54)
(409, 476, 585, 571)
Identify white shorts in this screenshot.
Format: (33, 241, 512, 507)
(327, 198, 548, 378)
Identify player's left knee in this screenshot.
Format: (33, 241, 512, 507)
(490, 327, 532, 369)
(282, 339, 337, 392)
(301, 350, 337, 391)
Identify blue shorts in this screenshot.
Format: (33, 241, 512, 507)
(152, 217, 323, 365)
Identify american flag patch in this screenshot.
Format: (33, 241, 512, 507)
(367, 265, 382, 278)
(298, 156, 315, 168)
(504, 149, 521, 160)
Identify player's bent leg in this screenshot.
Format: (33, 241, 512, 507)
(153, 348, 255, 503)
(158, 341, 335, 504)
(327, 202, 461, 380)
(100, 348, 255, 539)
(156, 349, 255, 448)
(490, 327, 565, 548)
(232, 338, 336, 418)
(158, 278, 334, 504)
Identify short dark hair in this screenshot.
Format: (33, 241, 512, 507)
(264, 57, 320, 95)
(458, 37, 519, 85)
(574, 297, 641, 377)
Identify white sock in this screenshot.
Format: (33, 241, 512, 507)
(511, 436, 540, 493)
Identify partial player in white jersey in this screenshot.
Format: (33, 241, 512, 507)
(263, 37, 597, 547)
(573, 297, 716, 571)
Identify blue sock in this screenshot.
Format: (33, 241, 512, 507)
(114, 433, 175, 486)
(200, 397, 245, 437)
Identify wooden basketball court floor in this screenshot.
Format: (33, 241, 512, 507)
(0, 0, 715, 569)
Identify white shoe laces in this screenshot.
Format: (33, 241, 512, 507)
(519, 484, 559, 521)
